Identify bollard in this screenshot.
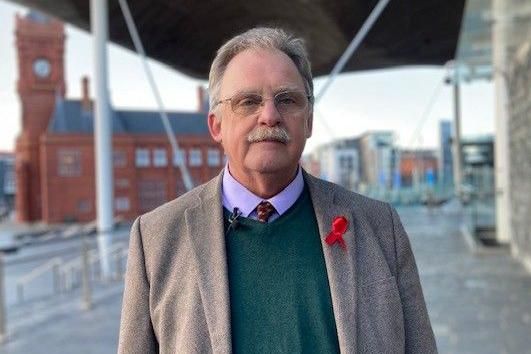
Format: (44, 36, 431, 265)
(53, 263, 60, 293)
(70, 268, 76, 289)
(0, 253, 6, 343)
(81, 236, 92, 310)
(0, 246, 19, 344)
(114, 252, 122, 281)
(16, 284, 23, 303)
(76, 268, 81, 288)
(61, 272, 66, 293)
(90, 254, 98, 281)
(65, 269, 71, 291)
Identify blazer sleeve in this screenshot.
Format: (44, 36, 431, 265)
(389, 206, 438, 354)
(117, 216, 159, 354)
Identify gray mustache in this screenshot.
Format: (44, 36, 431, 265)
(247, 127, 291, 144)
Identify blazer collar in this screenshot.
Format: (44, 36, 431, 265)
(304, 170, 358, 354)
(184, 171, 232, 354)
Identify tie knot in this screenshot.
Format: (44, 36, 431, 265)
(256, 201, 276, 223)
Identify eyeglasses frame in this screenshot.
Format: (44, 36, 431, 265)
(213, 90, 314, 117)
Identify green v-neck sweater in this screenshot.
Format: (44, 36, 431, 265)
(223, 187, 340, 354)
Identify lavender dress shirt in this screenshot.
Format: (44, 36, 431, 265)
(221, 165, 304, 222)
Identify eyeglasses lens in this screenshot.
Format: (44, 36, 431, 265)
(231, 91, 308, 116)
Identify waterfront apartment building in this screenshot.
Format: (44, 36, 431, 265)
(310, 139, 360, 191)
(357, 131, 396, 189)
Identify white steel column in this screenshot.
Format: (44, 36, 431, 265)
(91, 0, 113, 278)
(452, 68, 463, 199)
(493, 0, 511, 244)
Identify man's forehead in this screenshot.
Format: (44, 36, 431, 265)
(225, 48, 296, 72)
(220, 48, 305, 93)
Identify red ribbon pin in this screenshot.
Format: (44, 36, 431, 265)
(325, 216, 348, 250)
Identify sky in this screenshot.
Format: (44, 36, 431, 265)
(0, 0, 495, 154)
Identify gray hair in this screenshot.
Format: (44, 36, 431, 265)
(208, 27, 313, 110)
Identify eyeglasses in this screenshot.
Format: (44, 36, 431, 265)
(214, 90, 313, 117)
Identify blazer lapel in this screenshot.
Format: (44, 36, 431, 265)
(184, 173, 232, 354)
(304, 171, 357, 354)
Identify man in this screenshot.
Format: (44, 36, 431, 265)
(118, 27, 437, 354)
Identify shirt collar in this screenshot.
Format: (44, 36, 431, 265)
(221, 165, 304, 217)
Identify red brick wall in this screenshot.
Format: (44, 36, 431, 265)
(40, 134, 223, 223)
(15, 13, 65, 222)
(40, 135, 95, 223)
(15, 133, 43, 221)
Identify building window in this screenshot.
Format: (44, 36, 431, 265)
(115, 178, 130, 189)
(153, 148, 168, 167)
(172, 149, 186, 167)
(207, 148, 221, 167)
(77, 199, 91, 213)
(3, 169, 15, 194)
(135, 148, 150, 167)
(115, 197, 130, 211)
(113, 149, 127, 168)
(138, 179, 167, 212)
(339, 155, 354, 170)
(189, 148, 202, 167)
(58, 149, 82, 177)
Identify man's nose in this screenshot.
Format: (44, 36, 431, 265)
(257, 99, 282, 126)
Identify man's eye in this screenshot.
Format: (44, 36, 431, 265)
(237, 96, 261, 107)
(276, 93, 297, 105)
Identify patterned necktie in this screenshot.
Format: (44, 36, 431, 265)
(256, 201, 276, 223)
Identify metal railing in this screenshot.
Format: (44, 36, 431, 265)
(16, 257, 63, 303)
(0, 217, 131, 343)
(15, 242, 127, 303)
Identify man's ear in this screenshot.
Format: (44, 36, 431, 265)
(208, 112, 222, 143)
(305, 111, 313, 138)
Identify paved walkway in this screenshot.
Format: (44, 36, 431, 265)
(0, 206, 529, 353)
(402, 205, 531, 354)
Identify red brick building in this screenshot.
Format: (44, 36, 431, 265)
(15, 12, 222, 223)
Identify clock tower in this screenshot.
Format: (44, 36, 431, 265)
(15, 11, 65, 221)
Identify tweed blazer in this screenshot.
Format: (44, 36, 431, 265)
(118, 170, 437, 354)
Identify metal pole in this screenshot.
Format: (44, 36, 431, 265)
(452, 67, 463, 200)
(314, 0, 390, 104)
(493, 0, 511, 244)
(91, 0, 113, 279)
(81, 236, 92, 310)
(0, 253, 6, 343)
(117, 0, 194, 191)
(313, 0, 390, 139)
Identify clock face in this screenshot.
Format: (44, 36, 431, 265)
(33, 58, 51, 78)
